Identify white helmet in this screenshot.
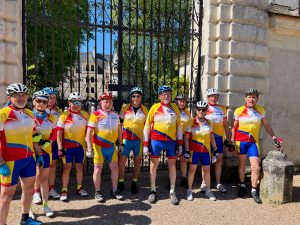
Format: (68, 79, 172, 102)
(206, 88, 220, 96)
(32, 90, 50, 101)
(68, 92, 83, 101)
(6, 83, 29, 96)
(196, 101, 208, 109)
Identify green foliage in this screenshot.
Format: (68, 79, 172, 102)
(25, 0, 91, 92)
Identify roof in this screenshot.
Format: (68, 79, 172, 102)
(269, 0, 299, 17)
(77, 52, 112, 73)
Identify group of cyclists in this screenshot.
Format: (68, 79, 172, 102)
(0, 82, 282, 225)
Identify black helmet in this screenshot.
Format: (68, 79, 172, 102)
(175, 94, 186, 100)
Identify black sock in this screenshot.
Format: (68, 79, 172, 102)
(21, 213, 29, 222)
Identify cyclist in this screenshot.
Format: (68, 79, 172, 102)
(185, 101, 218, 201)
(232, 88, 282, 203)
(42, 87, 62, 200)
(118, 87, 148, 194)
(0, 83, 44, 225)
(57, 92, 89, 201)
(175, 94, 191, 188)
(31, 91, 56, 217)
(143, 85, 182, 205)
(86, 92, 124, 203)
(203, 88, 230, 193)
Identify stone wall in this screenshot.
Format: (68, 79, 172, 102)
(0, 0, 23, 105)
(201, 0, 300, 164)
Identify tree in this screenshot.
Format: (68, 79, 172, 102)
(25, 0, 92, 93)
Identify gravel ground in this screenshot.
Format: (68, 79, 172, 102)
(7, 171, 300, 225)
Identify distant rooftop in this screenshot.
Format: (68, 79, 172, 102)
(269, 0, 299, 17)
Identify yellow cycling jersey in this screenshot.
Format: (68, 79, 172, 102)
(119, 104, 148, 141)
(233, 104, 265, 143)
(143, 102, 182, 145)
(35, 113, 56, 154)
(205, 104, 227, 138)
(88, 109, 120, 148)
(57, 110, 89, 149)
(0, 106, 36, 161)
(46, 106, 62, 124)
(179, 108, 191, 134)
(185, 117, 212, 153)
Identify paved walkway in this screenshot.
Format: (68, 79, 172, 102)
(7, 171, 300, 225)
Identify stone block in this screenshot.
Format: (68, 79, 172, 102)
(208, 41, 217, 58)
(216, 23, 230, 41)
(5, 42, 18, 64)
(206, 75, 215, 88)
(216, 40, 229, 58)
(209, 6, 218, 24)
(0, 64, 5, 80)
(5, 0, 18, 21)
(216, 57, 229, 75)
(0, 85, 7, 105)
(217, 4, 232, 23)
(226, 92, 245, 108)
(214, 74, 228, 91)
(230, 23, 267, 45)
(5, 65, 20, 83)
(229, 41, 268, 61)
(210, 0, 219, 6)
(229, 58, 268, 77)
(5, 21, 18, 42)
(218, 0, 232, 5)
(0, 19, 5, 40)
(231, 5, 258, 25)
(260, 151, 294, 204)
(207, 58, 216, 75)
(208, 24, 217, 41)
(232, 0, 269, 10)
(0, 41, 6, 63)
(228, 75, 267, 93)
(0, 1, 5, 18)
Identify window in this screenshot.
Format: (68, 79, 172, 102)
(86, 87, 89, 93)
(86, 64, 89, 71)
(91, 87, 95, 93)
(86, 77, 89, 83)
(91, 65, 94, 71)
(91, 77, 95, 83)
(98, 66, 101, 74)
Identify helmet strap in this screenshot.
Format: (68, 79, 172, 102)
(10, 103, 26, 110)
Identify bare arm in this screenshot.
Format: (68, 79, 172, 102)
(210, 133, 217, 150)
(118, 125, 123, 145)
(184, 133, 190, 151)
(223, 117, 230, 140)
(231, 120, 239, 143)
(86, 127, 94, 151)
(261, 118, 275, 137)
(57, 129, 64, 150)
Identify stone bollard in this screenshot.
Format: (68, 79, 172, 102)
(260, 150, 294, 204)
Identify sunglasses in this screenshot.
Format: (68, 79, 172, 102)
(36, 99, 49, 104)
(70, 100, 82, 106)
(131, 95, 141, 99)
(196, 108, 207, 112)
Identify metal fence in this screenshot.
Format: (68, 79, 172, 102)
(22, 0, 203, 173)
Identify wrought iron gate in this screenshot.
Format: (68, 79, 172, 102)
(22, 0, 203, 173)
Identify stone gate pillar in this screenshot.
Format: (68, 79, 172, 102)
(0, 0, 23, 105)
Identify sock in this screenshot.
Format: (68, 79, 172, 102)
(21, 213, 29, 222)
(49, 185, 54, 190)
(62, 187, 68, 192)
(151, 185, 156, 192)
(170, 185, 175, 194)
(132, 178, 137, 182)
(118, 178, 124, 183)
(112, 187, 117, 192)
(240, 183, 246, 188)
(251, 187, 257, 193)
(34, 188, 40, 193)
(43, 201, 48, 208)
(76, 184, 82, 190)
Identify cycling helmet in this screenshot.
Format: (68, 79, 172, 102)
(196, 101, 208, 109)
(32, 90, 50, 101)
(42, 87, 58, 95)
(206, 88, 220, 96)
(130, 87, 143, 96)
(245, 88, 259, 97)
(6, 83, 29, 96)
(99, 92, 113, 100)
(68, 92, 83, 101)
(175, 94, 186, 100)
(158, 85, 172, 94)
